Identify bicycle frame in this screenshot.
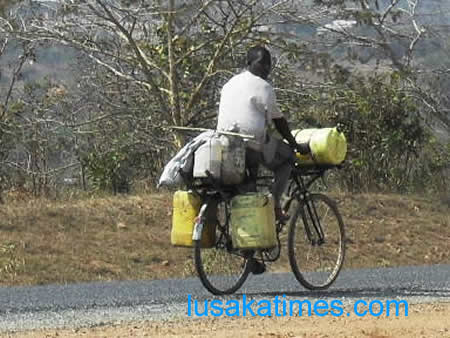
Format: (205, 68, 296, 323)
(190, 160, 339, 251)
(285, 163, 338, 246)
(190, 172, 246, 255)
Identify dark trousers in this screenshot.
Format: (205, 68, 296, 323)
(245, 135, 294, 209)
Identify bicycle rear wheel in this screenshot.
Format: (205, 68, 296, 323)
(288, 193, 345, 290)
(194, 200, 251, 295)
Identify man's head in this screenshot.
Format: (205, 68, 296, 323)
(247, 46, 271, 80)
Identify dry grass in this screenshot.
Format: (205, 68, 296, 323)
(338, 192, 450, 269)
(0, 191, 449, 286)
(269, 192, 450, 273)
(0, 192, 192, 286)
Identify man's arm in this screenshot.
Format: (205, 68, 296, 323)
(265, 85, 309, 154)
(273, 117, 310, 155)
(273, 117, 297, 147)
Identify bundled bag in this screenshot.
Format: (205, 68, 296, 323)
(292, 127, 347, 165)
(158, 131, 214, 188)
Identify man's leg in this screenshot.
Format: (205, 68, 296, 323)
(243, 147, 261, 193)
(262, 137, 294, 217)
(272, 159, 292, 210)
(243, 148, 266, 275)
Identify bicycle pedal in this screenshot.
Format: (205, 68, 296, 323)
(276, 212, 290, 226)
(263, 246, 281, 262)
(249, 259, 266, 275)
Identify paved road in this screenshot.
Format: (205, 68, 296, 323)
(0, 265, 449, 332)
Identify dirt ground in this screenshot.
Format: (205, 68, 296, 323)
(3, 302, 449, 338)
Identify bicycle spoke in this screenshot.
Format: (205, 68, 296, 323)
(194, 200, 250, 295)
(288, 193, 345, 290)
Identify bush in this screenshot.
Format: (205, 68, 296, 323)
(291, 71, 443, 193)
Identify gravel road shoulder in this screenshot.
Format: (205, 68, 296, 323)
(2, 302, 449, 338)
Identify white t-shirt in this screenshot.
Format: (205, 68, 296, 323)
(217, 71, 283, 151)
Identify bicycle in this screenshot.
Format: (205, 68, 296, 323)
(188, 156, 346, 295)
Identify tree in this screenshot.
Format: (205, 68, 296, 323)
(10, 0, 297, 144)
(1, 0, 305, 189)
(1, 6, 37, 198)
(1, 0, 448, 193)
(278, 0, 450, 131)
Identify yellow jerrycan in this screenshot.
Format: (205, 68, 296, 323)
(231, 193, 277, 249)
(171, 190, 216, 248)
(292, 127, 347, 165)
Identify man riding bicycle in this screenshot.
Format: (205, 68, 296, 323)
(217, 45, 309, 225)
(187, 46, 345, 289)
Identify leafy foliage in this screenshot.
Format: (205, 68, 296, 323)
(286, 69, 446, 193)
(0, 0, 449, 196)
(330, 72, 426, 192)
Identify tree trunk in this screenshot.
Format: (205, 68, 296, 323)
(167, 0, 184, 148)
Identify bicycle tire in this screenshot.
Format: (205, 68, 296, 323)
(288, 193, 345, 290)
(194, 199, 251, 295)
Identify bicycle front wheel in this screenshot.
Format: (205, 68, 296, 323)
(288, 193, 345, 290)
(194, 200, 251, 295)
